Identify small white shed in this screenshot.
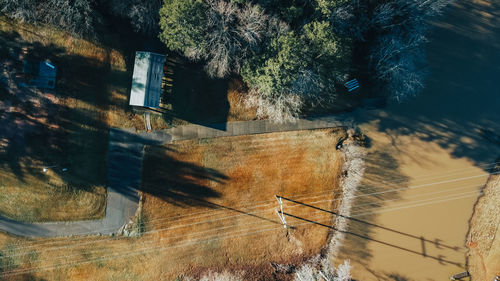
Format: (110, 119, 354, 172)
(129, 51, 166, 108)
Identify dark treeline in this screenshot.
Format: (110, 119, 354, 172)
(0, 0, 454, 121)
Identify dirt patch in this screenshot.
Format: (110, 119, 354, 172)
(466, 163, 500, 281)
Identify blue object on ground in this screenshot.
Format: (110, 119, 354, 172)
(345, 78, 360, 92)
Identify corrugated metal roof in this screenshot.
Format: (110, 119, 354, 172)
(129, 51, 166, 108)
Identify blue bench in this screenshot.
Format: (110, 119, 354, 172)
(344, 78, 360, 92)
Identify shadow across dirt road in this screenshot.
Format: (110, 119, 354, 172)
(338, 150, 410, 261)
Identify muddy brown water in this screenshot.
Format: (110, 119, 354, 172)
(335, 1, 500, 280)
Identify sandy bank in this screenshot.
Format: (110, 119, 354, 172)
(466, 163, 500, 281)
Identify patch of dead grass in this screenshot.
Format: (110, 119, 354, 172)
(227, 79, 256, 122)
(0, 169, 106, 222)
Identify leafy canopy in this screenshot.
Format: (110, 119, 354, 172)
(159, 0, 208, 54)
(242, 32, 308, 96)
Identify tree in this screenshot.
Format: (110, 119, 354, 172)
(158, 0, 351, 122)
(242, 31, 308, 96)
(159, 0, 275, 78)
(301, 20, 348, 106)
(303, 21, 341, 59)
(159, 0, 208, 55)
(314, 0, 349, 17)
(108, 0, 162, 35)
(370, 29, 427, 102)
(202, 0, 269, 77)
(240, 31, 308, 122)
(366, 0, 455, 101)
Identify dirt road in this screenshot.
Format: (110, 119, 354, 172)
(335, 1, 500, 280)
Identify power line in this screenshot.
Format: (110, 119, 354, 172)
(15, 160, 495, 245)
(0, 183, 483, 266)
(141, 160, 499, 223)
(3, 161, 496, 255)
(1, 187, 482, 277)
(4, 169, 494, 254)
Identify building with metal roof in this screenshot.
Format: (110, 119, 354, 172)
(129, 51, 166, 108)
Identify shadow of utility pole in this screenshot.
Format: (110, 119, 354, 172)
(277, 195, 464, 267)
(188, 197, 283, 226)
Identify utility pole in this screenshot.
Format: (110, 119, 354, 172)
(275, 195, 287, 229)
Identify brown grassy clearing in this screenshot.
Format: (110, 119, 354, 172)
(226, 79, 257, 122)
(467, 167, 500, 281)
(0, 128, 345, 280)
(140, 128, 346, 279)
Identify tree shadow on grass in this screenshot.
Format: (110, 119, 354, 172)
(139, 143, 282, 224)
(0, 27, 137, 219)
(0, 18, 234, 221)
(140, 144, 226, 208)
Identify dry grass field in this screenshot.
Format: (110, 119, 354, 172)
(140, 128, 346, 279)
(0, 170, 106, 222)
(0, 128, 346, 280)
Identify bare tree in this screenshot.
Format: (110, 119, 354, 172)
(109, 0, 162, 35)
(244, 88, 303, 123)
(0, 0, 36, 22)
(203, 0, 241, 77)
(291, 69, 338, 108)
(294, 260, 352, 281)
(237, 3, 269, 50)
(370, 30, 427, 101)
(329, 1, 370, 41)
(0, 0, 99, 37)
(367, 0, 455, 101)
(200, 0, 278, 78)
